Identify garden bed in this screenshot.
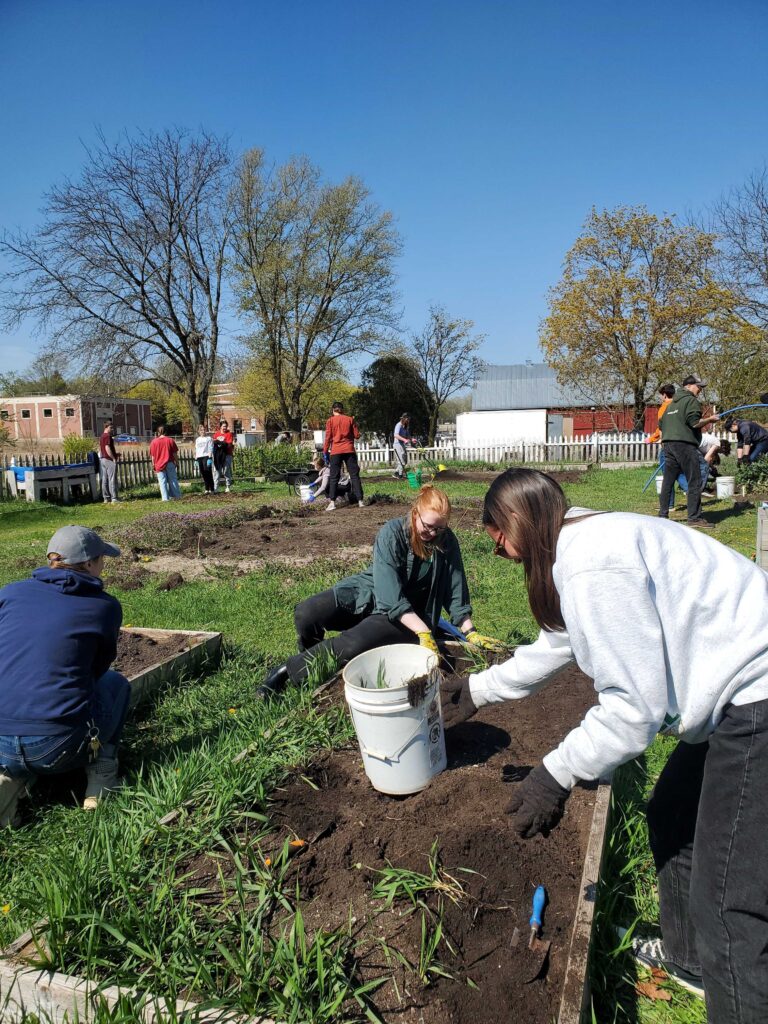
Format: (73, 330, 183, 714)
(182, 664, 604, 1023)
(117, 626, 222, 708)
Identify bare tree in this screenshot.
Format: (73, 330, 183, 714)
(0, 128, 232, 428)
(411, 306, 485, 443)
(230, 150, 401, 432)
(713, 167, 768, 332)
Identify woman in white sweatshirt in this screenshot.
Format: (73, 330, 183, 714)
(442, 468, 768, 1021)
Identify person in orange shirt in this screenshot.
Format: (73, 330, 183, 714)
(322, 402, 364, 511)
(646, 384, 675, 444)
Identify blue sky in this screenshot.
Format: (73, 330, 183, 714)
(1, 0, 766, 379)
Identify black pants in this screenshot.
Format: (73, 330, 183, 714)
(659, 441, 703, 521)
(286, 588, 416, 684)
(329, 453, 363, 503)
(646, 699, 768, 1021)
(197, 457, 214, 493)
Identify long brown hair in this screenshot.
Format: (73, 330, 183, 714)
(409, 485, 451, 560)
(482, 468, 569, 631)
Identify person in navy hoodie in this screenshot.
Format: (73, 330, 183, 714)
(0, 526, 129, 826)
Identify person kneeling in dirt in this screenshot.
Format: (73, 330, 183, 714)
(306, 453, 351, 505)
(441, 468, 768, 1018)
(257, 485, 502, 698)
(0, 527, 130, 826)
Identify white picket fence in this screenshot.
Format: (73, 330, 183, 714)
(356, 434, 662, 466)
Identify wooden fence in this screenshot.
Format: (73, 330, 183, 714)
(2, 433, 723, 499)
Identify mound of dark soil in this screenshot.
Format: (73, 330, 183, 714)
(184, 665, 600, 1023)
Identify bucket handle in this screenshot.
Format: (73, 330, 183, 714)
(359, 715, 434, 763)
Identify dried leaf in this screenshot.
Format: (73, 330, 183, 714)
(635, 980, 672, 1001)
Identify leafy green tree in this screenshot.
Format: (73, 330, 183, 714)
(230, 150, 400, 433)
(540, 206, 727, 431)
(235, 353, 355, 431)
(352, 354, 429, 441)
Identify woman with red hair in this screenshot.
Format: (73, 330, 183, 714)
(258, 485, 500, 697)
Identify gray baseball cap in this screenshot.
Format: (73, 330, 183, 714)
(47, 526, 121, 562)
(682, 374, 707, 387)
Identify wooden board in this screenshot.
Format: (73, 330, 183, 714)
(557, 780, 612, 1023)
(122, 627, 222, 707)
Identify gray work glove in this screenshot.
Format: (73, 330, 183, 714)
(440, 675, 477, 728)
(506, 763, 570, 838)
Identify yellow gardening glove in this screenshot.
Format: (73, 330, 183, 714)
(417, 631, 440, 655)
(465, 630, 506, 652)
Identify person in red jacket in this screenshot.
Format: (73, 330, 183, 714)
(149, 426, 181, 500)
(323, 402, 364, 511)
(212, 419, 234, 493)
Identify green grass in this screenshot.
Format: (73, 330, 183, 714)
(1, 466, 754, 1021)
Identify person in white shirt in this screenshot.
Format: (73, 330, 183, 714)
(194, 425, 214, 495)
(441, 468, 768, 1018)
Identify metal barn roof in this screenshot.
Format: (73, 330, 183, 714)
(472, 363, 624, 411)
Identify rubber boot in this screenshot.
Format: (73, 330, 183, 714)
(255, 664, 290, 701)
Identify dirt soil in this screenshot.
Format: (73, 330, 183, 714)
(114, 630, 205, 678)
(185, 666, 599, 1023)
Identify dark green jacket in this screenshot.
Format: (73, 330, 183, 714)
(333, 516, 472, 629)
(660, 388, 702, 445)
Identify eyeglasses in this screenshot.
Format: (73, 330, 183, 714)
(416, 510, 446, 537)
(493, 533, 507, 557)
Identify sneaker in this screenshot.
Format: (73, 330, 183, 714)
(358, 500, 365, 508)
(618, 930, 705, 999)
(687, 518, 713, 529)
(225, 485, 230, 493)
(83, 757, 123, 810)
(0, 773, 26, 828)
(111, 499, 120, 504)
(326, 502, 336, 512)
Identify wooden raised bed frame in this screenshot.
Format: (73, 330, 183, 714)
(1, 638, 610, 1024)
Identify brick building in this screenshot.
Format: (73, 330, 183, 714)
(206, 383, 267, 437)
(0, 394, 152, 443)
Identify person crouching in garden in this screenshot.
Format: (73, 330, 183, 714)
(0, 527, 130, 826)
(441, 468, 768, 1020)
(257, 485, 502, 698)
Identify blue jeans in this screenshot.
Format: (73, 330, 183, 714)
(0, 671, 131, 781)
(748, 439, 768, 463)
(156, 461, 182, 500)
(647, 699, 768, 1022)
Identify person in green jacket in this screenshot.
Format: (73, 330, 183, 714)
(257, 485, 501, 698)
(658, 375, 719, 528)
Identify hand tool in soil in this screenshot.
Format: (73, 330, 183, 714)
(520, 884, 551, 981)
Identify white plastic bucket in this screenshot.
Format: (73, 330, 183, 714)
(716, 476, 735, 499)
(299, 484, 312, 501)
(655, 476, 664, 495)
(343, 644, 446, 795)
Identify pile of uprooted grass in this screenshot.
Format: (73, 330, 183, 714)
(114, 506, 280, 554)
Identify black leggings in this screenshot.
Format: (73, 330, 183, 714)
(286, 588, 416, 684)
(197, 457, 215, 493)
(329, 453, 363, 502)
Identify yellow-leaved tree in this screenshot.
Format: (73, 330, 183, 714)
(540, 206, 729, 431)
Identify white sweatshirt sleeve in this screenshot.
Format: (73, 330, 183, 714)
(468, 628, 575, 707)
(542, 568, 669, 789)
